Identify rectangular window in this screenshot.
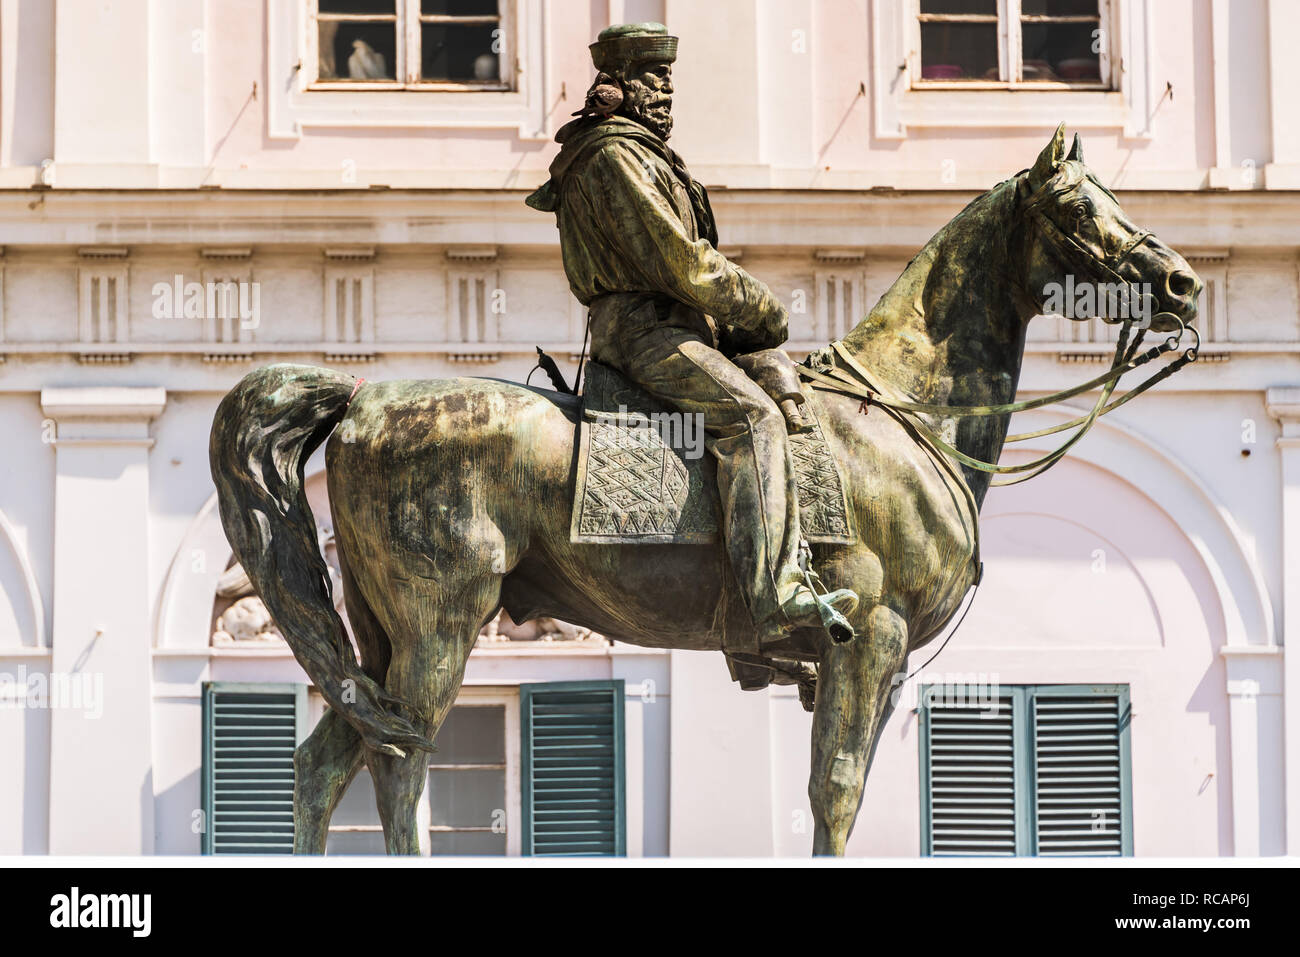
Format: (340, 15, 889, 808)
(310, 0, 511, 89)
(919, 683, 1132, 856)
(916, 0, 1111, 88)
(325, 687, 520, 855)
(521, 680, 626, 856)
(201, 683, 308, 855)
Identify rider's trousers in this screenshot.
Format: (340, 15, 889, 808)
(595, 311, 804, 627)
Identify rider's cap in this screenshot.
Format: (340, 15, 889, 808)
(590, 22, 678, 75)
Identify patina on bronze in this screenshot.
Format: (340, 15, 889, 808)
(212, 109, 1201, 852)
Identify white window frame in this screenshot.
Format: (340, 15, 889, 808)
(307, 0, 515, 92)
(911, 0, 1114, 91)
(870, 0, 1156, 139)
(315, 685, 522, 856)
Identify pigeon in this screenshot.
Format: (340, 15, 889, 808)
(571, 72, 624, 119)
(347, 39, 388, 80)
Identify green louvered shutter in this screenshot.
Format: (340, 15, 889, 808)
(920, 686, 1018, 856)
(201, 683, 306, 855)
(1032, 689, 1131, 856)
(921, 684, 1132, 857)
(520, 680, 625, 856)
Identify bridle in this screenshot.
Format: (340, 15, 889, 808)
(796, 168, 1200, 568)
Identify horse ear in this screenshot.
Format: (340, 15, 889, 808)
(1029, 122, 1068, 189)
(1067, 132, 1084, 163)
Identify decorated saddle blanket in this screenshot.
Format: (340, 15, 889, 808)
(570, 361, 855, 545)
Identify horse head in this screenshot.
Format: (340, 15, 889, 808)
(1019, 124, 1201, 335)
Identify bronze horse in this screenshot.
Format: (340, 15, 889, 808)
(210, 127, 1200, 856)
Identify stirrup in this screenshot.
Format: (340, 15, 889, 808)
(797, 539, 856, 643)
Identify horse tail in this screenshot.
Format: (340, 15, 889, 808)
(209, 363, 436, 757)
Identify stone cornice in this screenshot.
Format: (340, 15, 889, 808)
(40, 386, 167, 420)
(40, 387, 167, 447)
(1, 189, 1299, 252)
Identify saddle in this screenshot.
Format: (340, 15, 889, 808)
(569, 351, 855, 546)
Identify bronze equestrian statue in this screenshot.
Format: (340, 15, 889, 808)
(210, 24, 1202, 856)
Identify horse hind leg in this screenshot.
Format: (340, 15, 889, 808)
(364, 574, 501, 855)
(809, 603, 909, 856)
(293, 544, 388, 854)
(294, 709, 364, 853)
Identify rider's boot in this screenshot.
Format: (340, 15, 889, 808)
(756, 573, 859, 649)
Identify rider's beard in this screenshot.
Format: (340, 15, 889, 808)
(622, 87, 674, 141)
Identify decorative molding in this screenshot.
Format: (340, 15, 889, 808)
(813, 248, 866, 264)
(41, 387, 167, 421)
(76, 246, 129, 260)
(41, 386, 165, 449)
(200, 265, 255, 345)
(76, 352, 133, 364)
(447, 269, 501, 343)
(324, 352, 378, 363)
(200, 247, 253, 260)
(323, 246, 376, 261)
(1058, 349, 1229, 364)
(448, 351, 502, 363)
(1194, 261, 1230, 343)
(813, 269, 865, 341)
(78, 263, 130, 344)
(323, 266, 375, 344)
(1057, 352, 1114, 364)
(446, 245, 500, 263)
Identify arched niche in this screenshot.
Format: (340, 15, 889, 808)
(154, 468, 338, 650)
(0, 509, 46, 649)
(976, 405, 1275, 652)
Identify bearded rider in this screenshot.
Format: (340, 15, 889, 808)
(526, 23, 859, 647)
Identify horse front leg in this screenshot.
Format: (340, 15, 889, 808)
(809, 603, 909, 856)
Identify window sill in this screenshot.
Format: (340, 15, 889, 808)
(912, 81, 1111, 92)
(897, 88, 1130, 132)
(307, 81, 514, 93)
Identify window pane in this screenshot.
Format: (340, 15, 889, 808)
(319, 0, 396, 13)
(421, 23, 500, 81)
(427, 768, 506, 827)
(318, 21, 397, 80)
(422, 0, 498, 15)
(920, 0, 996, 13)
(1021, 22, 1101, 82)
(430, 704, 505, 765)
(428, 831, 506, 855)
(920, 23, 999, 81)
(1022, 0, 1099, 15)
(326, 830, 386, 855)
(331, 767, 380, 826)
